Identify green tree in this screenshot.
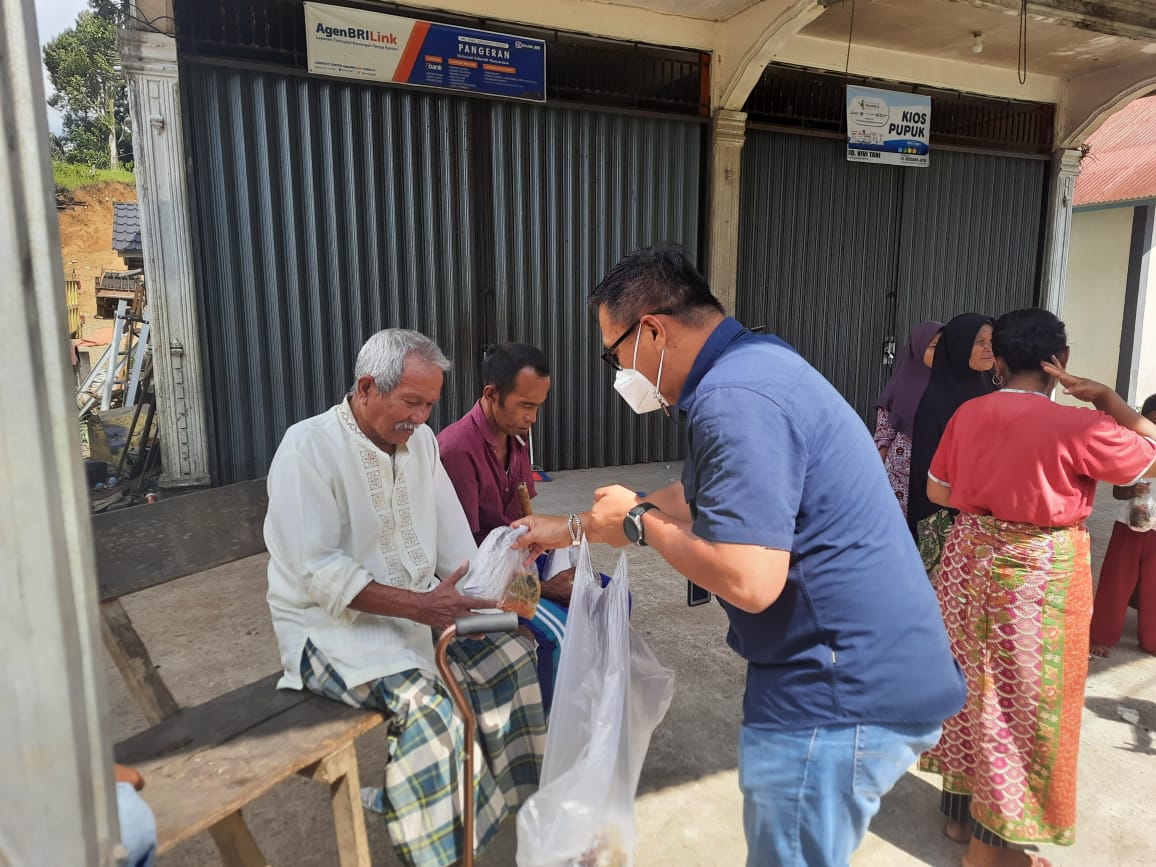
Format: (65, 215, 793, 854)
(43, 6, 131, 169)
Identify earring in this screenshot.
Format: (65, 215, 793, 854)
(992, 372, 1004, 387)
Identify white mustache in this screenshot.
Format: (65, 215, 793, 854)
(394, 422, 418, 432)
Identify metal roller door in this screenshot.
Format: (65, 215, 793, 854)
(487, 103, 702, 470)
(736, 127, 1046, 424)
(183, 61, 703, 482)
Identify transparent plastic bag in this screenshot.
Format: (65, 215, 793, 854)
(516, 540, 675, 867)
(459, 525, 540, 619)
(1128, 484, 1155, 532)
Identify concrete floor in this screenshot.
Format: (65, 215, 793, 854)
(109, 462, 1156, 867)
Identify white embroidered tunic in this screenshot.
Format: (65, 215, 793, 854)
(265, 400, 477, 690)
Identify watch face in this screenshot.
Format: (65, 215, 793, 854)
(623, 514, 641, 544)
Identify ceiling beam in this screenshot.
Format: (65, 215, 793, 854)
(1058, 57, 1156, 145)
(961, 0, 1156, 42)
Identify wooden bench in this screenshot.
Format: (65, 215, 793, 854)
(94, 480, 386, 866)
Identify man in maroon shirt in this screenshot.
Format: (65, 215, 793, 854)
(438, 344, 547, 543)
(438, 344, 573, 712)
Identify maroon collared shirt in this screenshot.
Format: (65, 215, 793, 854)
(438, 400, 536, 544)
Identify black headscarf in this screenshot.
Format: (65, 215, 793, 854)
(906, 313, 996, 535)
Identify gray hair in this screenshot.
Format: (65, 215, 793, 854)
(353, 329, 451, 393)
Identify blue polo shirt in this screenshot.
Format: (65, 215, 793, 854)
(678, 318, 966, 730)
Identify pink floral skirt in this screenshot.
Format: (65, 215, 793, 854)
(919, 513, 1091, 845)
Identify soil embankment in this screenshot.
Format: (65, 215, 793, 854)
(57, 181, 137, 318)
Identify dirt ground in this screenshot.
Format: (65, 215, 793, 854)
(106, 465, 1156, 867)
(57, 181, 137, 319)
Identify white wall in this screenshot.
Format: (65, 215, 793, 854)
(1060, 206, 1135, 406)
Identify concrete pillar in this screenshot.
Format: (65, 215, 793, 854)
(706, 108, 748, 314)
(121, 30, 211, 486)
(1040, 148, 1084, 315)
(1125, 206, 1155, 404)
(2, 0, 118, 860)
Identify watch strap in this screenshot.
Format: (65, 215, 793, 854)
(626, 502, 659, 546)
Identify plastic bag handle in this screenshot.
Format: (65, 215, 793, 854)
(455, 612, 519, 635)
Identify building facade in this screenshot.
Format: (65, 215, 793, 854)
(1064, 95, 1156, 407)
(123, 0, 1156, 484)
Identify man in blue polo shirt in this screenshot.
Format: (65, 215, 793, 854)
(515, 242, 966, 866)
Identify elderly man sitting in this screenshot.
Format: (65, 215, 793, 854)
(264, 328, 545, 867)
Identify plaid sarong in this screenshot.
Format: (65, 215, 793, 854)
(301, 633, 545, 867)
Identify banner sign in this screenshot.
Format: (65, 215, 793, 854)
(304, 2, 546, 102)
(846, 86, 930, 167)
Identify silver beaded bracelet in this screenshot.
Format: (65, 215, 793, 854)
(566, 513, 584, 547)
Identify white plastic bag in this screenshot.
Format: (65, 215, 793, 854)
(458, 525, 541, 619)
(516, 540, 675, 867)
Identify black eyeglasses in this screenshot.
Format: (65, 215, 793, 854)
(600, 308, 673, 370)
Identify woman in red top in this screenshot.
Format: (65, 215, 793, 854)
(919, 309, 1156, 867)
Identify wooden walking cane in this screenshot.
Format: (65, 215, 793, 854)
(435, 612, 520, 867)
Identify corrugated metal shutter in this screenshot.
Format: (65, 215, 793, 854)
(892, 149, 1046, 338)
(183, 61, 702, 483)
(488, 104, 702, 469)
(736, 130, 903, 421)
(184, 62, 483, 484)
(737, 128, 1047, 423)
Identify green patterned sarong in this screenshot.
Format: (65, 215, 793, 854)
(917, 508, 955, 581)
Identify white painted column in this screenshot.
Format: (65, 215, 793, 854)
(1040, 148, 1084, 315)
(1128, 207, 1156, 404)
(121, 30, 211, 486)
(1, 0, 118, 862)
(706, 108, 748, 315)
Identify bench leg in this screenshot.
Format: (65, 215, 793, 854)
(100, 599, 181, 725)
(208, 811, 269, 867)
(302, 742, 372, 867)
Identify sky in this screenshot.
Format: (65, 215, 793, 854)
(35, 0, 92, 134)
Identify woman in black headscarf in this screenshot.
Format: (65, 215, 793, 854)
(907, 313, 996, 568)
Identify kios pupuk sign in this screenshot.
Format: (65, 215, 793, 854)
(846, 85, 931, 167)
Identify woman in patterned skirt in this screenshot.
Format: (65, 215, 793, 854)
(874, 320, 942, 515)
(919, 308, 1156, 867)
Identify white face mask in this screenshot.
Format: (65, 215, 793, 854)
(613, 326, 669, 415)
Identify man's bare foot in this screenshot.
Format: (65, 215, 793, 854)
(1090, 644, 1111, 658)
(944, 819, 970, 843)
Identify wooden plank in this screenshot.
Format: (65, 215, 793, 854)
(114, 673, 306, 765)
(93, 479, 269, 600)
(207, 811, 270, 867)
(100, 599, 180, 724)
(115, 687, 385, 854)
(303, 742, 372, 867)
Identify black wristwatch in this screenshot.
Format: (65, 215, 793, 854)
(624, 502, 659, 546)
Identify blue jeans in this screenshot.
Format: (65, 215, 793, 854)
(117, 782, 157, 867)
(738, 722, 942, 867)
